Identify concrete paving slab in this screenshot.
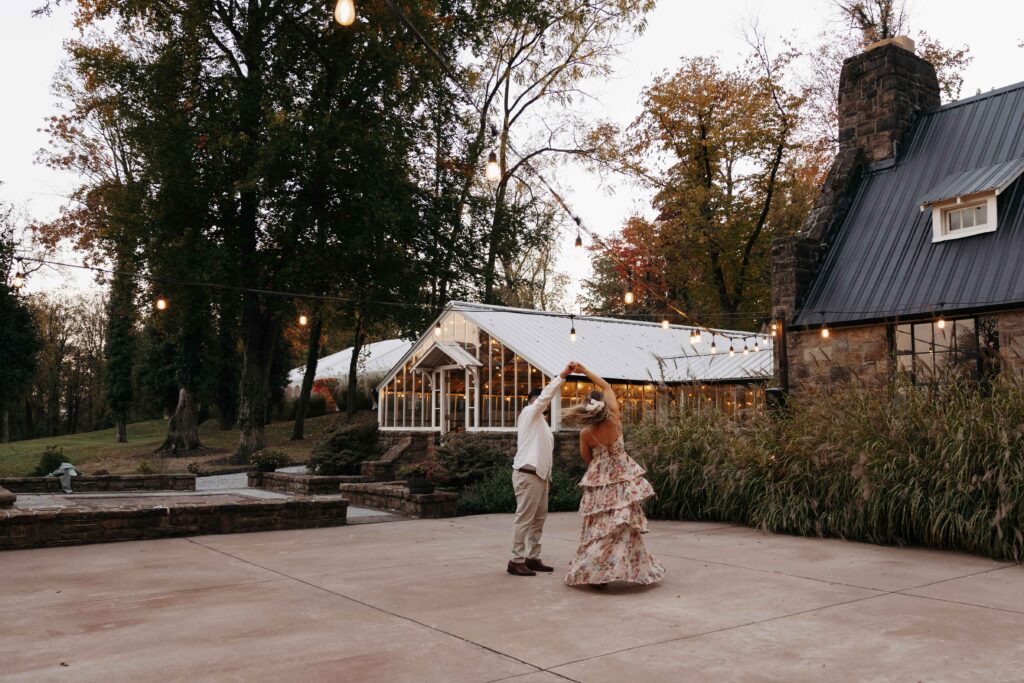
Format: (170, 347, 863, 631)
(0, 577, 535, 683)
(903, 563, 1024, 613)
(312, 546, 878, 669)
(644, 525, 1010, 591)
(0, 537, 277, 613)
(550, 592, 1024, 683)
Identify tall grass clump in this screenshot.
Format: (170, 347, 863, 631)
(631, 376, 1024, 561)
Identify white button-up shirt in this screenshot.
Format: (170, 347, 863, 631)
(512, 376, 564, 481)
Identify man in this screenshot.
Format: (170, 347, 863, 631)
(508, 361, 575, 576)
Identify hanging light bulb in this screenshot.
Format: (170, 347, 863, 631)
(624, 283, 635, 305)
(570, 315, 577, 343)
(575, 231, 583, 249)
(690, 330, 700, 346)
(770, 321, 778, 337)
(710, 339, 717, 354)
(754, 338, 760, 352)
(334, 0, 356, 26)
(937, 316, 946, 329)
(729, 342, 735, 357)
(661, 319, 669, 330)
(743, 340, 750, 356)
(821, 326, 830, 339)
(485, 151, 501, 182)
(434, 321, 442, 336)
(155, 296, 168, 311)
(12, 264, 25, 289)
(299, 314, 309, 327)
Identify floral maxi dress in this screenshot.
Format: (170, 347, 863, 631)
(565, 435, 666, 586)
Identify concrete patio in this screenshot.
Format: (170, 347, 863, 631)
(2, 512, 1023, 682)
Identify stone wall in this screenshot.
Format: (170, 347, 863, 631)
(0, 497, 348, 551)
(785, 323, 891, 397)
(997, 310, 1024, 380)
(338, 482, 458, 518)
(378, 430, 584, 474)
(0, 474, 196, 494)
(248, 471, 368, 495)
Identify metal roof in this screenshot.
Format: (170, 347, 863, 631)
(452, 302, 772, 384)
(796, 80, 1024, 327)
(287, 338, 413, 388)
(919, 157, 1024, 207)
(411, 341, 482, 370)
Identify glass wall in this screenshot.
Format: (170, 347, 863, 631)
(893, 317, 999, 386)
(479, 330, 547, 429)
(561, 380, 764, 424)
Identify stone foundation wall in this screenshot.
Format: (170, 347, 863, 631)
(0, 474, 196, 494)
(785, 323, 891, 397)
(338, 482, 458, 518)
(378, 430, 584, 474)
(0, 497, 349, 551)
(248, 471, 368, 495)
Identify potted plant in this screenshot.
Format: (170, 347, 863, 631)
(250, 449, 290, 473)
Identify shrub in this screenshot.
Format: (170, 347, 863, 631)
(250, 449, 290, 471)
(457, 468, 582, 516)
(435, 434, 510, 489)
(631, 376, 1024, 561)
(309, 420, 381, 475)
(329, 383, 373, 413)
(137, 461, 156, 475)
(32, 446, 67, 477)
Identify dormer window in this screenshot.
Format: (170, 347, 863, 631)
(931, 195, 998, 242)
(920, 157, 1024, 243)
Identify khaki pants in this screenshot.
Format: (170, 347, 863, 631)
(510, 470, 550, 562)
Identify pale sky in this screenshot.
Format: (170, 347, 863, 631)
(2, 0, 1022, 300)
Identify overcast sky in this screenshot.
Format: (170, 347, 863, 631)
(2, 0, 1022, 301)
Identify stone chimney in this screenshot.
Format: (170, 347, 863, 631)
(837, 37, 940, 164)
(770, 37, 939, 390)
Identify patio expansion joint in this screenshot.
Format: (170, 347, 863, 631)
(183, 537, 580, 683)
(541, 562, 1020, 674)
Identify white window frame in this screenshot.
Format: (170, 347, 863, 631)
(931, 194, 998, 242)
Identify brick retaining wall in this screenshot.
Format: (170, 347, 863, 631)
(0, 497, 348, 550)
(0, 474, 196, 494)
(248, 471, 369, 495)
(338, 482, 458, 518)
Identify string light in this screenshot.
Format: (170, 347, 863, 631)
(729, 342, 735, 357)
(753, 338, 760, 352)
(624, 282, 635, 305)
(12, 260, 25, 289)
(743, 339, 750, 356)
(569, 314, 577, 343)
(820, 311, 829, 338)
(710, 339, 717, 354)
(155, 296, 168, 311)
(770, 321, 778, 337)
(299, 314, 309, 327)
(434, 321, 441, 336)
(690, 330, 700, 346)
(575, 231, 583, 249)
(661, 319, 669, 330)
(937, 316, 946, 329)
(334, 0, 356, 26)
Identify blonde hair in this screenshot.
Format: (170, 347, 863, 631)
(560, 390, 611, 427)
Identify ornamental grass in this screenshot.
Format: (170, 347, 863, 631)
(630, 375, 1024, 561)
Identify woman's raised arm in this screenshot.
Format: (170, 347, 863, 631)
(574, 363, 619, 418)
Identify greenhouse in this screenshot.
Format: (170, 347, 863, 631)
(376, 302, 773, 434)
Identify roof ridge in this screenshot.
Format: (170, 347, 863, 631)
(929, 79, 1024, 115)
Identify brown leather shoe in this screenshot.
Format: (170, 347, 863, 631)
(525, 558, 554, 572)
(507, 561, 536, 576)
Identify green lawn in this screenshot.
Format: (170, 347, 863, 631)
(0, 412, 358, 477)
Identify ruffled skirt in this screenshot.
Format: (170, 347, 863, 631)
(565, 449, 665, 586)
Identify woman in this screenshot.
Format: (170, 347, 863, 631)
(562, 363, 665, 588)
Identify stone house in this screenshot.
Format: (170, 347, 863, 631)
(772, 36, 1024, 397)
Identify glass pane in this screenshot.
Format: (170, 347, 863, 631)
(895, 324, 913, 353)
(934, 319, 952, 352)
(913, 323, 933, 354)
(975, 203, 988, 225)
(962, 207, 975, 228)
(948, 210, 961, 230)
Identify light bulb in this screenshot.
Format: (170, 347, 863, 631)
(155, 297, 168, 311)
(485, 151, 501, 182)
(770, 321, 778, 337)
(12, 271, 25, 289)
(624, 286, 634, 305)
(937, 317, 946, 329)
(434, 322, 441, 336)
(743, 343, 750, 356)
(754, 339, 760, 352)
(690, 331, 700, 346)
(661, 319, 669, 330)
(710, 340, 717, 354)
(729, 343, 735, 357)
(570, 327, 577, 343)
(299, 314, 308, 327)
(575, 233, 583, 249)
(821, 327, 830, 339)
(334, 0, 355, 26)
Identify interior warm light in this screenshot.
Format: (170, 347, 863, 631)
(334, 0, 355, 26)
(485, 151, 501, 182)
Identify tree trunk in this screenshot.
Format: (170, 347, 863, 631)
(1, 408, 9, 443)
(156, 387, 202, 455)
(234, 303, 278, 463)
(291, 307, 323, 441)
(346, 313, 365, 423)
(115, 416, 127, 443)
